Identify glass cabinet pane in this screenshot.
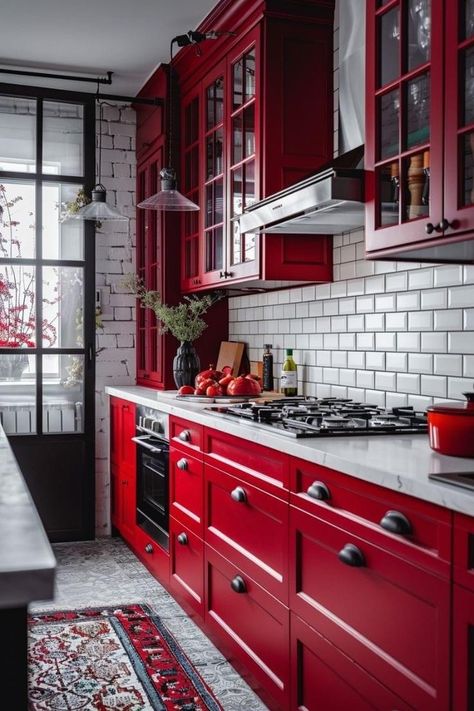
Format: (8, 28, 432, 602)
(379, 89, 400, 159)
(0, 181, 36, 258)
(184, 147, 199, 191)
(245, 160, 256, 209)
(205, 228, 224, 272)
(0, 264, 36, 347)
(403, 150, 430, 221)
(464, 46, 474, 125)
(407, 0, 431, 70)
(43, 102, 83, 177)
(406, 72, 430, 148)
(462, 132, 474, 206)
(462, 0, 474, 40)
(0, 96, 36, 173)
(232, 168, 243, 216)
(214, 178, 224, 223)
(44, 183, 84, 261)
(244, 106, 255, 157)
(233, 59, 243, 110)
(44, 354, 84, 433)
(244, 232, 256, 262)
(43, 266, 83, 348)
(206, 128, 223, 180)
(232, 115, 243, 164)
(379, 6, 400, 87)
(377, 161, 400, 226)
(245, 49, 256, 99)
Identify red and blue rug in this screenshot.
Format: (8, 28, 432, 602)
(28, 603, 223, 710)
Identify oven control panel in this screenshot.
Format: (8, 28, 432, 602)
(136, 406, 169, 441)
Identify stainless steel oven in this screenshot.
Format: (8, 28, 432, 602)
(132, 406, 169, 551)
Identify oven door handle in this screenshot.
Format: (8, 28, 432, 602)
(131, 436, 167, 455)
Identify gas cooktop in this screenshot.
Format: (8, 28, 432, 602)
(205, 397, 428, 438)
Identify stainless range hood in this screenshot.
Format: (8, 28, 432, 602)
(235, 146, 365, 236)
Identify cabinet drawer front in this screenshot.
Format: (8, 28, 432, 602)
(204, 426, 289, 497)
(290, 505, 450, 711)
(170, 416, 203, 453)
(205, 465, 288, 603)
(291, 613, 411, 711)
(205, 545, 289, 708)
(131, 526, 170, 586)
(454, 512, 474, 592)
(170, 447, 203, 535)
(453, 584, 474, 711)
(291, 458, 451, 575)
(169, 517, 204, 617)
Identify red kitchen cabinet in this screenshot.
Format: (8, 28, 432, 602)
(205, 544, 290, 710)
(453, 583, 474, 711)
(169, 516, 204, 617)
(366, 0, 474, 262)
(291, 612, 411, 711)
(169, 446, 204, 536)
(454, 511, 474, 592)
(109, 397, 136, 542)
(176, 0, 334, 292)
(289, 504, 450, 710)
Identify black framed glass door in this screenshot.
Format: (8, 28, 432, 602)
(0, 83, 96, 541)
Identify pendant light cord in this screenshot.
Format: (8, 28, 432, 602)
(168, 40, 175, 169)
(98, 100, 103, 186)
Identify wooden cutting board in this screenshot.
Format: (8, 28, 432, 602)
(216, 341, 245, 376)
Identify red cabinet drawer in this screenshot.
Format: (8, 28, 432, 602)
(203, 426, 290, 498)
(170, 416, 203, 453)
(205, 545, 289, 709)
(169, 517, 204, 618)
(170, 447, 203, 536)
(289, 505, 450, 711)
(131, 526, 169, 586)
(291, 458, 452, 577)
(291, 613, 411, 711)
(454, 512, 474, 592)
(453, 584, 474, 711)
(205, 464, 288, 603)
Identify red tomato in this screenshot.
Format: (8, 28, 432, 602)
(221, 365, 232, 375)
(227, 375, 261, 396)
(218, 374, 234, 390)
(206, 384, 222, 397)
(177, 385, 195, 395)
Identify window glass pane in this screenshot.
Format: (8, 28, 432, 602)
(0, 264, 36, 347)
(379, 89, 399, 159)
(0, 355, 36, 433)
(406, 72, 430, 148)
(245, 49, 256, 100)
(43, 354, 84, 433)
(377, 162, 400, 226)
(43, 183, 84, 260)
(43, 101, 83, 176)
(403, 151, 430, 221)
(0, 181, 36, 259)
(407, 0, 431, 71)
(464, 46, 474, 126)
(379, 6, 400, 87)
(42, 266, 83, 348)
(461, 132, 474, 206)
(0, 96, 36, 172)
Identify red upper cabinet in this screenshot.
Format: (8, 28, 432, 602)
(366, 0, 474, 262)
(177, 0, 335, 292)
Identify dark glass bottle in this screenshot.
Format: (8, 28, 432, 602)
(262, 344, 274, 391)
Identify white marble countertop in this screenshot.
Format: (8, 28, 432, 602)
(106, 385, 474, 516)
(0, 425, 56, 608)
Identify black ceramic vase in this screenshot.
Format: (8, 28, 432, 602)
(173, 341, 200, 388)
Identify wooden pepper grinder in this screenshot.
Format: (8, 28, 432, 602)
(407, 153, 424, 219)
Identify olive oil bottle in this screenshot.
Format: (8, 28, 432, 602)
(280, 348, 297, 396)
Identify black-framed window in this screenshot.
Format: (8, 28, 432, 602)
(0, 85, 95, 436)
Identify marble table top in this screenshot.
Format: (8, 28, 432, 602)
(106, 385, 474, 517)
(0, 425, 56, 608)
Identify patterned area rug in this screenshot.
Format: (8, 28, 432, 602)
(28, 603, 223, 710)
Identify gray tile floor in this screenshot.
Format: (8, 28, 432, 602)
(32, 537, 270, 711)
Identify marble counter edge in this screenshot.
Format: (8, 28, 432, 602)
(105, 385, 474, 516)
(0, 425, 56, 608)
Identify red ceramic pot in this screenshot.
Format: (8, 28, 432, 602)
(427, 392, 474, 457)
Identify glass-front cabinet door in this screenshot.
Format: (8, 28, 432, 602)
(366, 0, 444, 251)
(443, 0, 474, 236)
(227, 32, 259, 280)
(181, 91, 201, 290)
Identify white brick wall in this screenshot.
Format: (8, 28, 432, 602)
(95, 104, 136, 536)
(229, 3, 474, 409)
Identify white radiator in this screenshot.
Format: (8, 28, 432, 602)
(0, 402, 82, 434)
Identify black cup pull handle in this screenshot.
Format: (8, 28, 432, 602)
(177, 532, 188, 545)
(306, 481, 331, 501)
(425, 222, 435, 234)
(231, 486, 247, 503)
(379, 510, 412, 536)
(338, 543, 365, 567)
(230, 575, 247, 593)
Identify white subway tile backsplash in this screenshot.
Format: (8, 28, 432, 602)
(296, 302, 309, 318)
(464, 265, 474, 283)
(347, 351, 365, 369)
(309, 301, 323, 317)
(339, 297, 356, 314)
(420, 288, 447, 310)
(434, 354, 463, 376)
(434, 265, 463, 287)
(448, 332, 474, 354)
(448, 377, 474, 399)
(365, 275, 385, 293)
(421, 332, 448, 353)
(339, 333, 356, 350)
(323, 300, 339, 316)
(434, 309, 463, 331)
(357, 333, 375, 350)
(332, 351, 348, 368)
(340, 261, 357, 280)
(316, 316, 331, 332)
(376, 332, 397, 351)
(346, 278, 365, 296)
(356, 295, 375, 313)
(385, 312, 408, 331)
(330, 281, 347, 298)
(408, 353, 433, 374)
(397, 291, 420, 311)
(316, 351, 332, 366)
(316, 283, 331, 299)
(375, 371, 396, 391)
(385, 271, 408, 292)
(386, 352, 407, 372)
(385, 392, 408, 409)
(448, 285, 474, 308)
(375, 293, 396, 312)
(464, 356, 474, 377)
(464, 309, 474, 329)
(341, 244, 356, 262)
(357, 370, 375, 389)
(420, 375, 447, 397)
(323, 333, 339, 350)
(408, 268, 433, 290)
(347, 314, 365, 332)
(408, 311, 433, 331)
(397, 373, 420, 394)
(323, 367, 339, 384)
(365, 313, 385, 331)
(331, 315, 347, 332)
(366, 352, 385, 370)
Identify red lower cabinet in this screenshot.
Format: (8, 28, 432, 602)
(132, 526, 169, 586)
(169, 446, 204, 536)
(169, 517, 204, 617)
(289, 505, 450, 711)
(453, 584, 474, 711)
(205, 544, 290, 710)
(291, 613, 410, 711)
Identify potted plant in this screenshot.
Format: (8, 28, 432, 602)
(123, 274, 224, 388)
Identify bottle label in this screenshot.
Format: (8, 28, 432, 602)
(280, 371, 297, 388)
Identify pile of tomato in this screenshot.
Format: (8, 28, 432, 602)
(177, 365, 262, 397)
